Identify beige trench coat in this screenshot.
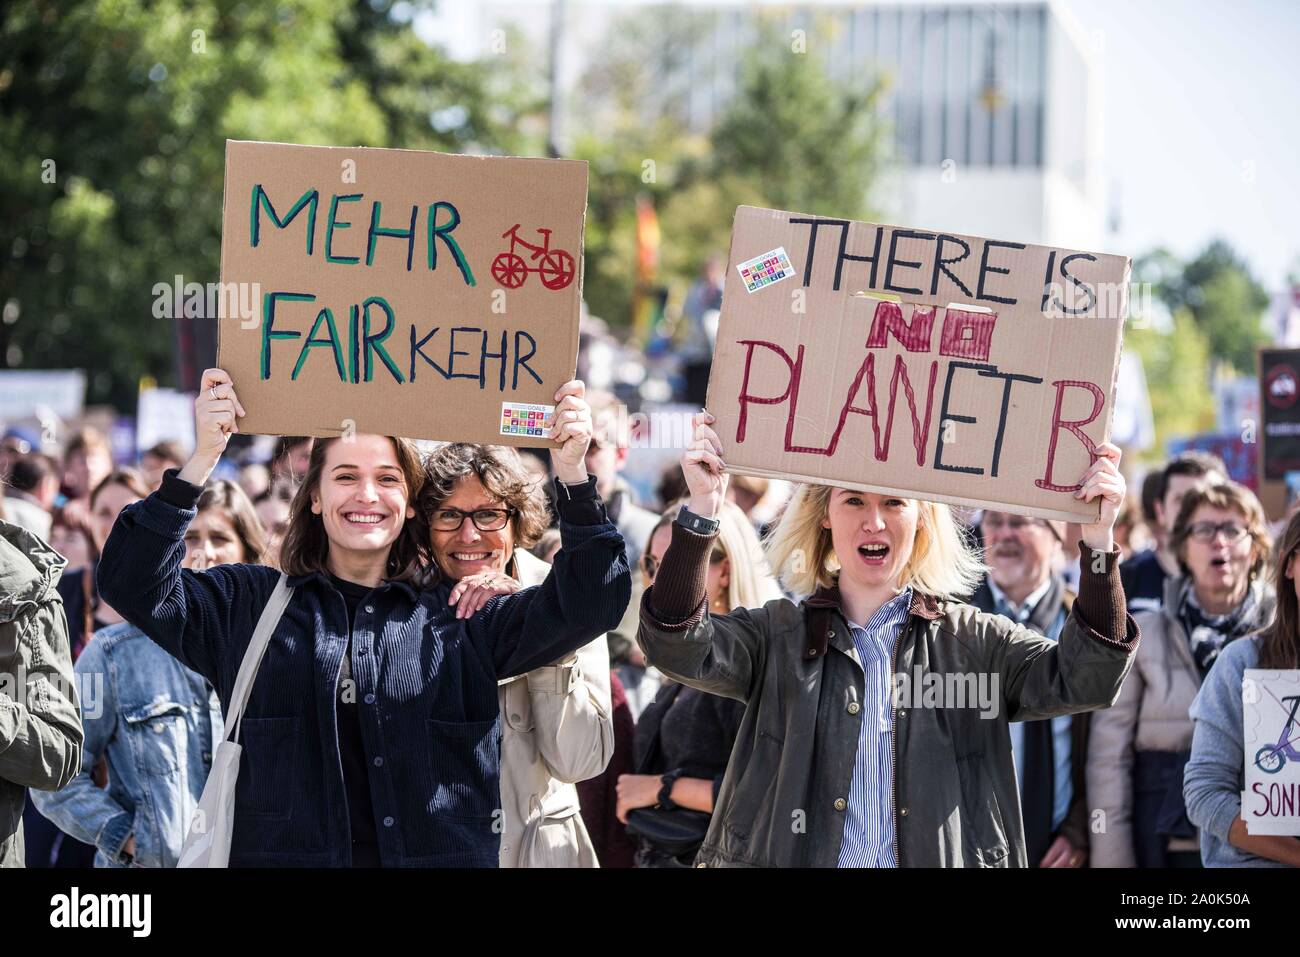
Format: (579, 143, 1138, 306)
(497, 548, 613, 867)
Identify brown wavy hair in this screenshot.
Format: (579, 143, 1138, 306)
(419, 444, 551, 579)
(278, 436, 428, 582)
(1169, 481, 1271, 582)
(1257, 510, 1300, 669)
(197, 480, 268, 565)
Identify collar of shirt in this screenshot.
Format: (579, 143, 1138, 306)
(845, 586, 914, 634)
(986, 576, 1052, 622)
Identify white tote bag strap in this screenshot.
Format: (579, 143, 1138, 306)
(225, 573, 294, 744)
(178, 573, 294, 868)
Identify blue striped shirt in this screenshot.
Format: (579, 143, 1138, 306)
(837, 588, 912, 868)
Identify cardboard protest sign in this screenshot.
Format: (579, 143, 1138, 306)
(706, 206, 1131, 522)
(1243, 669, 1300, 835)
(217, 141, 587, 445)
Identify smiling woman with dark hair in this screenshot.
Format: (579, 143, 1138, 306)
(95, 368, 629, 867)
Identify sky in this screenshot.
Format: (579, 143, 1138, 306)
(419, 0, 1300, 289)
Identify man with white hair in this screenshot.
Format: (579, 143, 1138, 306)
(968, 510, 1089, 869)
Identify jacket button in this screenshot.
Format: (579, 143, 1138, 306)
(695, 861, 707, 868)
(847, 702, 860, 715)
(364, 693, 376, 705)
(365, 604, 375, 614)
(202, 751, 212, 763)
(808, 648, 818, 657)
(827, 629, 835, 638)
(898, 709, 906, 718)
(900, 807, 909, 817)
(833, 798, 847, 811)
(373, 757, 383, 768)
(383, 816, 394, 827)
(152, 723, 166, 734)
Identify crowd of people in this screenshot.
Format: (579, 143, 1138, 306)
(2, 368, 1299, 868)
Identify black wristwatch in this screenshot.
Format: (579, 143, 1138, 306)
(675, 504, 720, 536)
(657, 768, 684, 810)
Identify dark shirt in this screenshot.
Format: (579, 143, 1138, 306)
(634, 683, 744, 803)
(330, 574, 381, 868)
(575, 671, 638, 868)
(1120, 548, 1168, 616)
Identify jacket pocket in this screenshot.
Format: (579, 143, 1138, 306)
(426, 718, 500, 823)
(955, 751, 1011, 867)
(501, 678, 533, 733)
(123, 698, 189, 775)
(237, 716, 300, 820)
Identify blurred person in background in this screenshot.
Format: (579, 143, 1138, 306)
(31, 480, 266, 867)
(679, 255, 724, 407)
(48, 506, 95, 575)
(269, 435, 312, 492)
(26, 467, 151, 867)
(586, 390, 657, 573)
(421, 442, 614, 868)
(1089, 481, 1272, 868)
(617, 501, 782, 867)
(1, 427, 40, 485)
(139, 441, 186, 491)
(4, 454, 60, 540)
(727, 474, 769, 525)
(970, 510, 1089, 868)
(1184, 508, 1300, 867)
(253, 485, 294, 568)
(1121, 452, 1226, 616)
(60, 427, 114, 518)
(0, 514, 83, 868)
(238, 462, 271, 503)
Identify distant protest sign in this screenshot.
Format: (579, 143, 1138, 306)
(1260, 348, 1300, 481)
(705, 206, 1132, 522)
(1243, 669, 1300, 836)
(217, 141, 587, 445)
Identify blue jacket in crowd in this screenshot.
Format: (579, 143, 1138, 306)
(1184, 636, 1292, 867)
(30, 621, 223, 867)
(96, 473, 630, 867)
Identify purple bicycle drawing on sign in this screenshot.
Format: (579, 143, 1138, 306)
(490, 224, 576, 291)
(1255, 694, 1300, 773)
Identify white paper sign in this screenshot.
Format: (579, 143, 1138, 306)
(1242, 668, 1300, 835)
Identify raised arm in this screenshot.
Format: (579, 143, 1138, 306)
(636, 411, 768, 702)
(469, 475, 630, 678)
(96, 369, 275, 684)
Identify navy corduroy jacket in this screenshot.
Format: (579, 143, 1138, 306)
(97, 474, 630, 867)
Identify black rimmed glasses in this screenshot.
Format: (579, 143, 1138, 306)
(428, 506, 516, 533)
(1186, 521, 1249, 544)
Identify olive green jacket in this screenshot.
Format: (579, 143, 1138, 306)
(0, 520, 83, 867)
(638, 549, 1139, 868)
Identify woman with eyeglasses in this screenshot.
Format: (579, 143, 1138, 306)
(617, 501, 782, 867)
(1088, 480, 1273, 867)
(421, 442, 616, 868)
(96, 369, 629, 866)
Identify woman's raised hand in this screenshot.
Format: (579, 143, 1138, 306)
(549, 380, 593, 485)
(1075, 441, 1125, 553)
(179, 368, 246, 486)
(681, 410, 728, 519)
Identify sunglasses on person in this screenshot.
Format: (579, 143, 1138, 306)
(1185, 521, 1249, 544)
(428, 506, 517, 533)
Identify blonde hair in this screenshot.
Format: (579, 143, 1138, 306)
(764, 484, 984, 600)
(645, 501, 784, 611)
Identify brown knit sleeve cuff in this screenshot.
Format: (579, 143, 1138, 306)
(1074, 542, 1139, 649)
(643, 520, 716, 627)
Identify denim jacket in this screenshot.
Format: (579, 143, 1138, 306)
(97, 472, 630, 867)
(30, 621, 222, 867)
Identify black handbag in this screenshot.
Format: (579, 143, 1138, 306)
(627, 683, 712, 860)
(625, 806, 712, 856)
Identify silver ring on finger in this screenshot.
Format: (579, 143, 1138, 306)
(210, 387, 219, 401)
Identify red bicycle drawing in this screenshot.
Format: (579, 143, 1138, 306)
(491, 224, 576, 291)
